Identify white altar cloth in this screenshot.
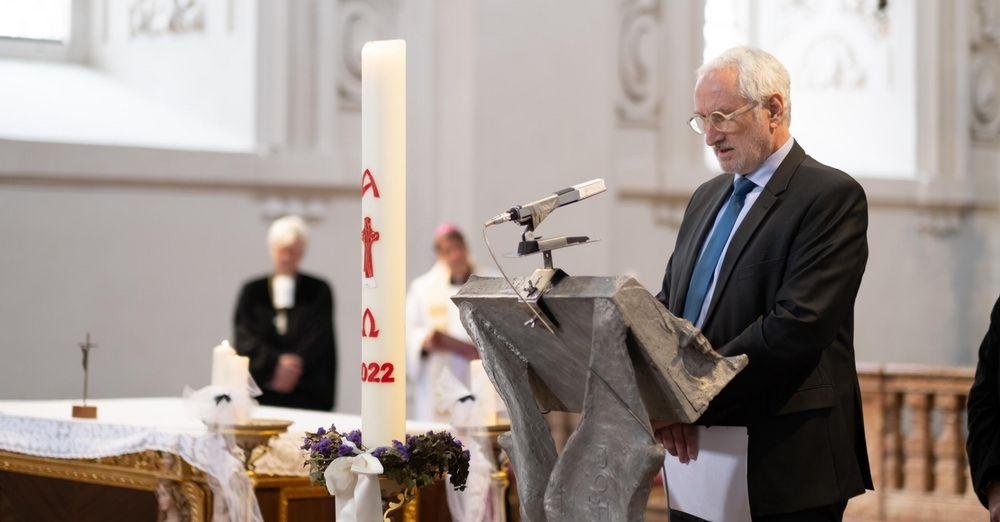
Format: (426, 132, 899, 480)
(0, 397, 448, 521)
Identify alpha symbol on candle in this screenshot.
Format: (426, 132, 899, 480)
(361, 169, 380, 198)
(362, 308, 380, 338)
(361, 216, 380, 279)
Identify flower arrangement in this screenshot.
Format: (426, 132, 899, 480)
(302, 425, 471, 492)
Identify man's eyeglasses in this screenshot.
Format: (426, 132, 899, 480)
(687, 100, 758, 135)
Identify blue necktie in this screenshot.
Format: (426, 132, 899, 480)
(682, 176, 757, 324)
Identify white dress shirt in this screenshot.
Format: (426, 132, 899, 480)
(693, 137, 794, 328)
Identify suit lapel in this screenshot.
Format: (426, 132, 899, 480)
(670, 180, 732, 314)
(700, 142, 807, 329)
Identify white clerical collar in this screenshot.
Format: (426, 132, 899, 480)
(272, 274, 296, 309)
(735, 136, 794, 189)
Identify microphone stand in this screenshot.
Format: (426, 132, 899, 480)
(515, 222, 594, 329)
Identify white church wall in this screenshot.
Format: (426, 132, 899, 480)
(0, 0, 997, 407)
(89, 0, 258, 150)
(0, 0, 442, 410)
(463, 0, 617, 280)
(0, 185, 362, 408)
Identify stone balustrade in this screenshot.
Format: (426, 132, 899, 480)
(846, 363, 982, 521)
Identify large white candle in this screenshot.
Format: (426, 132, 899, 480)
(360, 39, 406, 449)
(211, 339, 236, 386)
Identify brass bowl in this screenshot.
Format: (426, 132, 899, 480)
(204, 418, 293, 472)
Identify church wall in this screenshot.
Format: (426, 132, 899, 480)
(0, 0, 997, 406)
(0, 185, 365, 411)
(88, 0, 259, 149)
(463, 0, 616, 280)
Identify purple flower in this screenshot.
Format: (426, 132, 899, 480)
(314, 437, 334, 457)
(346, 430, 362, 447)
(337, 444, 354, 457)
(371, 447, 387, 459)
(316, 427, 326, 436)
(392, 440, 410, 462)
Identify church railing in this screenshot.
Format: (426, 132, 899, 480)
(848, 362, 982, 521)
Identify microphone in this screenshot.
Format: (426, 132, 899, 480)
(484, 178, 606, 229)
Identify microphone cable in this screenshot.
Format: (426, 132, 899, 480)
(481, 223, 555, 334)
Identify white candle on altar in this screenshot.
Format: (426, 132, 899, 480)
(469, 360, 500, 426)
(360, 39, 407, 449)
(211, 339, 236, 387)
(226, 355, 250, 391)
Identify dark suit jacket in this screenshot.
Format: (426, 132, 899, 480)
(657, 141, 874, 515)
(967, 295, 1000, 507)
(234, 272, 337, 411)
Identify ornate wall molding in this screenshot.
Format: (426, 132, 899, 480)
(128, 0, 206, 38)
(259, 195, 331, 224)
(796, 35, 867, 90)
(618, 186, 999, 234)
(336, 0, 400, 111)
(971, 0, 1000, 143)
(767, 0, 893, 92)
(616, 0, 662, 128)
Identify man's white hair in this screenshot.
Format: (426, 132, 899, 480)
(268, 215, 309, 247)
(697, 46, 791, 125)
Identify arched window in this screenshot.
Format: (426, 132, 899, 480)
(0, 0, 84, 61)
(702, 0, 917, 179)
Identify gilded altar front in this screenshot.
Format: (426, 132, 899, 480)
(0, 449, 447, 521)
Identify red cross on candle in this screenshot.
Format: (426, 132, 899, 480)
(361, 216, 380, 279)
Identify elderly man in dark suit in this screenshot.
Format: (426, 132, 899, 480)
(653, 46, 873, 521)
(968, 295, 1000, 521)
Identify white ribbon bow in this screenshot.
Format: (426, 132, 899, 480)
(323, 443, 385, 522)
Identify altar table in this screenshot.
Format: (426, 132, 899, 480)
(0, 398, 452, 521)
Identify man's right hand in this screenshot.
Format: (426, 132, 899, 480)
(422, 330, 479, 360)
(652, 421, 699, 464)
(988, 481, 1000, 522)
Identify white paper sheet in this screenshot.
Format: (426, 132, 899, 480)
(663, 426, 751, 522)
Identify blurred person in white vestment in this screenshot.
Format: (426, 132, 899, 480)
(406, 223, 498, 522)
(405, 223, 486, 423)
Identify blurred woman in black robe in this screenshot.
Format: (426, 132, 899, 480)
(233, 215, 337, 411)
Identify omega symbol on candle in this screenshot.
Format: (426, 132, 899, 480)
(361, 169, 381, 198)
(361, 216, 380, 287)
(361, 307, 380, 338)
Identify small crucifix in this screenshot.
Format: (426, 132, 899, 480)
(72, 333, 99, 419)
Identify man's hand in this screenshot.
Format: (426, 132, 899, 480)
(422, 330, 479, 360)
(988, 481, 1000, 522)
(270, 353, 303, 393)
(422, 330, 444, 351)
(652, 421, 699, 464)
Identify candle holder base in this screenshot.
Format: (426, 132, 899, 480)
(72, 404, 97, 419)
(380, 475, 436, 521)
(204, 418, 293, 473)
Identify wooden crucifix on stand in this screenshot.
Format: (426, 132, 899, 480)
(72, 333, 98, 419)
